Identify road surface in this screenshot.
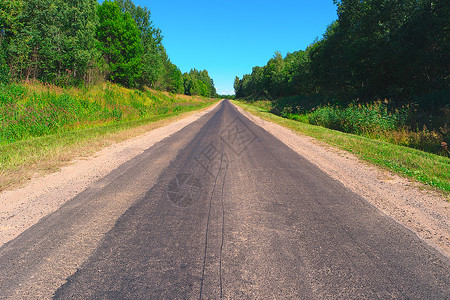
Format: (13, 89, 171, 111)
(0, 100, 449, 299)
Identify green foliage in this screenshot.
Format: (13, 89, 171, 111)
(97, 0, 142, 87)
(234, 49, 312, 99)
(0, 0, 22, 85)
(64, 0, 103, 85)
(0, 0, 23, 44)
(1, 0, 216, 94)
(235, 2, 449, 104)
(219, 94, 236, 100)
(0, 48, 9, 84)
(183, 69, 217, 97)
(5, 0, 101, 85)
(274, 100, 449, 157)
(163, 62, 184, 94)
(0, 82, 214, 144)
(307, 102, 408, 135)
(115, 0, 166, 88)
(310, 0, 450, 104)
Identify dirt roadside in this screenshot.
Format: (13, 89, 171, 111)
(234, 103, 449, 257)
(0, 103, 219, 247)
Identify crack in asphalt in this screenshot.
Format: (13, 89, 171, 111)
(219, 156, 229, 299)
(199, 152, 224, 300)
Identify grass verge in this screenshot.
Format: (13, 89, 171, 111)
(233, 100, 450, 196)
(1, 82, 215, 143)
(0, 100, 217, 192)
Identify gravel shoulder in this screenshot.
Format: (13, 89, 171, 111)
(234, 103, 449, 257)
(0, 103, 219, 247)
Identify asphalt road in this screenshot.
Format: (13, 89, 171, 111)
(1, 100, 449, 299)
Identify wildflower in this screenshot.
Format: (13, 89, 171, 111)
(442, 142, 449, 154)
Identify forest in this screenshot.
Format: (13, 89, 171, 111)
(0, 0, 217, 97)
(234, 0, 449, 156)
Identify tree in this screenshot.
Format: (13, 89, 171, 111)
(63, 0, 102, 85)
(0, 0, 23, 83)
(163, 61, 184, 94)
(4, 0, 100, 84)
(97, 0, 142, 87)
(236, 0, 449, 118)
(183, 69, 216, 97)
(115, 0, 165, 88)
(0, 0, 217, 94)
(233, 76, 242, 98)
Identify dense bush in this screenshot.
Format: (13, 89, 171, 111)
(307, 102, 408, 135)
(247, 97, 449, 156)
(0, 50, 9, 84)
(277, 101, 450, 157)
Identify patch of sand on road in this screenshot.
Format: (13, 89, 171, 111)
(0, 103, 219, 247)
(235, 104, 449, 257)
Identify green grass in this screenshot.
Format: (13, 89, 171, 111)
(0, 82, 217, 191)
(233, 100, 450, 196)
(0, 82, 214, 144)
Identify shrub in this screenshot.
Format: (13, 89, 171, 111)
(0, 49, 10, 85)
(302, 101, 448, 157)
(308, 102, 408, 135)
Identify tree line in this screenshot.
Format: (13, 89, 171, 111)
(234, 0, 449, 113)
(0, 0, 217, 97)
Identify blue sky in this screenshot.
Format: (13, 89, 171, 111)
(133, 0, 338, 95)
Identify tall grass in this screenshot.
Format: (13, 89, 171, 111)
(261, 100, 448, 157)
(307, 102, 408, 135)
(0, 82, 213, 144)
(305, 102, 449, 156)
